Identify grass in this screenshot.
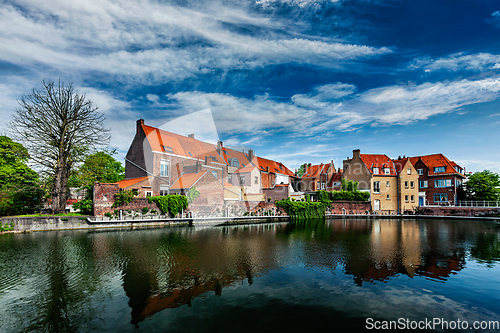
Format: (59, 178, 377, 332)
(5, 213, 87, 218)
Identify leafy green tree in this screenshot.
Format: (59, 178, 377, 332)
(464, 170, 500, 201)
(296, 165, 306, 177)
(0, 136, 43, 216)
(71, 151, 125, 188)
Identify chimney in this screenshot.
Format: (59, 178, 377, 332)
(353, 149, 360, 159)
(303, 163, 307, 173)
(204, 156, 209, 165)
(248, 149, 254, 163)
(188, 133, 195, 138)
(398, 156, 401, 160)
(217, 140, 223, 156)
(137, 119, 144, 133)
(196, 160, 200, 173)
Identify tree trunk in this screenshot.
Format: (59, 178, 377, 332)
(52, 160, 69, 214)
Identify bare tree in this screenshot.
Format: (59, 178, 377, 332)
(9, 80, 110, 213)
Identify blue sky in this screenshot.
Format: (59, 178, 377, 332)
(1, 0, 499, 174)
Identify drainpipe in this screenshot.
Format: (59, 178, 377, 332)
(397, 177, 401, 215)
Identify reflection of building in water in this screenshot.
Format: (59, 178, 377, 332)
(344, 219, 466, 285)
(119, 224, 287, 325)
(115, 220, 469, 325)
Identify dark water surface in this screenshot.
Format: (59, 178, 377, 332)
(1, 219, 499, 332)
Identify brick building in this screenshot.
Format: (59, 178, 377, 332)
(343, 149, 419, 214)
(297, 161, 335, 192)
(406, 154, 466, 206)
(123, 119, 295, 206)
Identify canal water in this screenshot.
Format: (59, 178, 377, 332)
(0, 219, 499, 332)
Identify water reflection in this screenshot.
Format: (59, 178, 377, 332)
(0, 219, 499, 332)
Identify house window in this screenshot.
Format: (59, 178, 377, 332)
(373, 181, 380, 194)
(419, 180, 428, 188)
(386, 194, 390, 200)
(405, 181, 409, 188)
(160, 186, 168, 196)
(384, 168, 390, 175)
(211, 171, 217, 178)
(373, 167, 379, 174)
(162, 145, 174, 153)
(240, 176, 245, 185)
(405, 195, 409, 202)
(411, 195, 415, 202)
(231, 158, 239, 167)
(386, 181, 390, 187)
(228, 174, 232, 184)
(321, 182, 326, 190)
(317, 181, 320, 189)
(456, 179, 462, 187)
(160, 159, 169, 177)
(145, 191, 152, 197)
(434, 194, 448, 202)
(417, 169, 423, 175)
(407, 168, 411, 175)
(410, 181, 415, 188)
(434, 166, 445, 173)
(272, 180, 275, 186)
(374, 200, 380, 211)
(254, 176, 258, 185)
(435, 179, 452, 188)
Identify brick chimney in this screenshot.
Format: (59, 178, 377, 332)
(353, 149, 360, 159)
(188, 133, 195, 138)
(217, 140, 223, 156)
(137, 119, 144, 133)
(248, 149, 254, 163)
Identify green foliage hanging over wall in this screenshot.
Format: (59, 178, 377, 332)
(186, 186, 200, 204)
(149, 195, 188, 216)
(113, 189, 137, 207)
(275, 198, 326, 220)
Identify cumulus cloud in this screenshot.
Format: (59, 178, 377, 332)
(164, 77, 500, 135)
(410, 53, 500, 73)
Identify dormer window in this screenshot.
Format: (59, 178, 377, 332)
(383, 168, 390, 175)
(373, 167, 379, 174)
(163, 146, 174, 153)
(230, 158, 239, 167)
(434, 166, 445, 173)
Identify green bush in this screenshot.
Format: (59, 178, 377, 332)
(148, 195, 188, 216)
(275, 198, 326, 220)
(142, 207, 149, 215)
(72, 199, 93, 215)
(113, 189, 137, 207)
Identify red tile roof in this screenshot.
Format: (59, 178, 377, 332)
(302, 164, 330, 178)
(253, 156, 295, 177)
(235, 165, 257, 173)
(142, 125, 226, 164)
(408, 154, 464, 177)
(170, 171, 210, 190)
(221, 148, 253, 169)
(115, 176, 151, 189)
(360, 154, 397, 176)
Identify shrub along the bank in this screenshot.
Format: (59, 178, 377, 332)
(275, 198, 326, 220)
(148, 195, 188, 216)
(331, 190, 370, 201)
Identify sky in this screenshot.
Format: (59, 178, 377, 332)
(1, 0, 500, 174)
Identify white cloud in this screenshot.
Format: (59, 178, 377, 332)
(164, 77, 500, 136)
(0, 0, 391, 84)
(411, 52, 500, 72)
(486, 10, 500, 29)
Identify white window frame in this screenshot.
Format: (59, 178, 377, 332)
(407, 168, 411, 175)
(373, 181, 380, 194)
(160, 159, 169, 177)
(383, 168, 390, 175)
(417, 169, 423, 175)
(386, 181, 390, 187)
(373, 167, 379, 174)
